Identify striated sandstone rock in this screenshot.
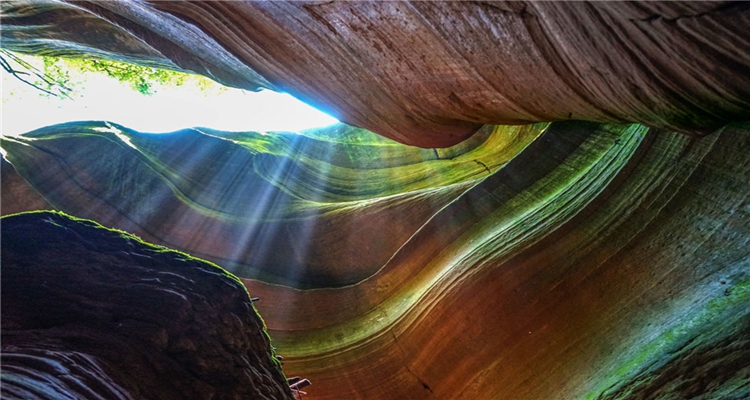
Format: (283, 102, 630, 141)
(0, 121, 540, 288)
(4, 120, 750, 399)
(2, 1, 750, 399)
(2, 1, 750, 146)
(1, 211, 294, 400)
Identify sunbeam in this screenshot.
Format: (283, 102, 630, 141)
(3, 2, 750, 399)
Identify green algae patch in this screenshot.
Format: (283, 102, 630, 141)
(585, 270, 750, 400)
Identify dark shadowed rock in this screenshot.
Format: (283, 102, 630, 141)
(1, 211, 294, 400)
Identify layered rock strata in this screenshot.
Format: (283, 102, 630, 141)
(3, 121, 749, 399)
(2, 0, 750, 398)
(1, 122, 539, 288)
(2, 1, 749, 146)
(1, 211, 294, 400)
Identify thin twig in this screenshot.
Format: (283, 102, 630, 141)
(0, 49, 74, 99)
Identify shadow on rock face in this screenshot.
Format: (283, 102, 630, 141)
(0, 211, 294, 400)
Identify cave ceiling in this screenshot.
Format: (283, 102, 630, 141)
(2, 1, 750, 399)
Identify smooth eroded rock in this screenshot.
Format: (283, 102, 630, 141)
(4, 121, 750, 399)
(3, 1, 749, 146)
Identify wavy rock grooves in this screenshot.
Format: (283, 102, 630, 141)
(4, 121, 749, 399)
(1, 122, 538, 289)
(2, 1, 750, 399)
(3, 1, 750, 146)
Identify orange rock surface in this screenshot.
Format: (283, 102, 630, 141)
(3, 1, 749, 146)
(2, 1, 749, 399)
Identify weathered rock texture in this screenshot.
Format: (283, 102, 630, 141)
(1, 122, 538, 288)
(2, 1, 750, 399)
(2, 1, 750, 146)
(1, 211, 294, 400)
(4, 120, 750, 399)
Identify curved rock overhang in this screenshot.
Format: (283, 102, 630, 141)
(1, 122, 541, 288)
(2, 1, 750, 399)
(3, 1, 750, 146)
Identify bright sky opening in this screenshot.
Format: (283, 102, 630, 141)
(1, 56, 339, 138)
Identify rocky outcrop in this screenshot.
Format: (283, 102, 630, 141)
(1, 211, 294, 400)
(3, 1, 750, 146)
(4, 120, 750, 399)
(2, 1, 750, 399)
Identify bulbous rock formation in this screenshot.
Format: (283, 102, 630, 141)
(1, 211, 294, 400)
(2, 1, 749, 146)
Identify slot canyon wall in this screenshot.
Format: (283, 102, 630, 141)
(2, 1, 750, 399)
